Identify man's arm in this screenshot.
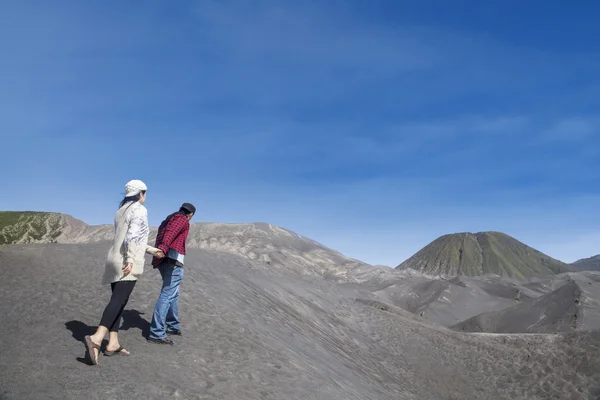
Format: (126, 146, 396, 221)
(157, 215, 187, 254)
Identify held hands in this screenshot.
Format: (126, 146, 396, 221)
(123, 250, 164, 276)
(122, 262, 133, 276)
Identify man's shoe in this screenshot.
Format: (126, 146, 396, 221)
(147, 336, 174, 345)
(166, 329, 182, 336)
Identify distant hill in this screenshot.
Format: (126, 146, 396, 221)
(571, 255, 600, 272)
(0, 211, 370, 280)
(396, 231, 572, 278)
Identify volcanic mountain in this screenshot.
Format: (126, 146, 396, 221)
(396, 231, 572, 278)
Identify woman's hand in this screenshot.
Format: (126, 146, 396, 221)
(155, 250, 165, 259)
(122, 263, 133, 276)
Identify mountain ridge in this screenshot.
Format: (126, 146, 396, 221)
(0, 211, 580, 280)
(0, 211, 372, 281)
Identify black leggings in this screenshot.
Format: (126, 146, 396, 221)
(99, 281, 136, 332)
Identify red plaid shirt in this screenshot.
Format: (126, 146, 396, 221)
(152, 212, 190, 267)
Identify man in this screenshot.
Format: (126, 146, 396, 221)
(147, 202, 196, 345)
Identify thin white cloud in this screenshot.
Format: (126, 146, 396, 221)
(543, 117, 598, 142)
(189, 1, 438, 72)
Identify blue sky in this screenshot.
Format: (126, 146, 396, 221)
(1, 0, 599, 266)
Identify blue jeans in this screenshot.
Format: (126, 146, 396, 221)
(149, 264, 184, 339)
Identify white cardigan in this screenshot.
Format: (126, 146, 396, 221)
(102, 201, 160, 285)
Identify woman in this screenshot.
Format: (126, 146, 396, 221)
(84, 179, 164, 365)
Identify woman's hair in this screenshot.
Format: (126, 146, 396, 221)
(119, 190, 146, 209)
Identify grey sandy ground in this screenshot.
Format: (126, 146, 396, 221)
(1, 243, 599, 400)
(340, 268, 600, 331)
(452, 276, 600, 333)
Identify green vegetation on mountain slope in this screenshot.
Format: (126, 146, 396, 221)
(396, 231, 572, 278)
(0, 211, 64, 244)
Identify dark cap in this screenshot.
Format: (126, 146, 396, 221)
(181, 202, 196, 214)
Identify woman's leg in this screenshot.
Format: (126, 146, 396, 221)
(106, 281, 136, 352)
(90, 281, 136, 348)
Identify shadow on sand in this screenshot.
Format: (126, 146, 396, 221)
(120, 309, 151, 338)
(65, 310, 151, 365)
(64, 320, 95, 365)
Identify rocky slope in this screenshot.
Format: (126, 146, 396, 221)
(572, 255, 600, 272)
(396, 231, 572, 278)
(152, 222, 371, 280)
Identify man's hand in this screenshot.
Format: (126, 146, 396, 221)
(155, 250, 165, 259)
(122, 263, 133, 276)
